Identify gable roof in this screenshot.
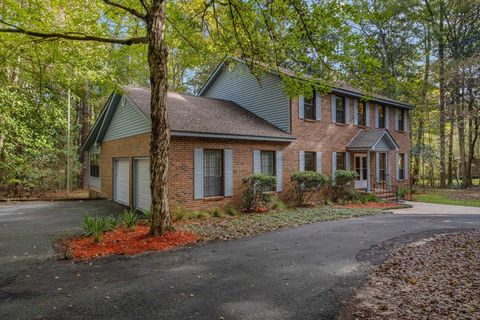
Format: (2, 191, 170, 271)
(347, 129, 399, 151)
(200, 57, 415, 110)
(82, 86, 295, 150)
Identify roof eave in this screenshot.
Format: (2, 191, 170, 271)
(172, 130, 295, 142)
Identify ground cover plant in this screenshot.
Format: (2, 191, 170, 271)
(343, 231, 480, 319)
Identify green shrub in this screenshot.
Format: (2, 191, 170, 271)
(121, 209, 139, 229)
(396, 187, 406, 199)
(346, 190, 378, 203)
(271, 196, 288, 211)
(195, 211, 208, 219)
(210, 208, 224, 218)
(173, 207, 189, 221)
(104, 215, 121, 231)
(81, 214, 108, 243)
(142, 209, 153, 223)
(225, 203, 240, 216)
(291, 171, 327, 204)
(242, 174, 276, 211)
(325, 170, 358, 202)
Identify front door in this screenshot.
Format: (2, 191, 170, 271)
(354, 154, 368, 189)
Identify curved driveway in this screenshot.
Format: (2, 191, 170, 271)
(1, 200, 480, 320)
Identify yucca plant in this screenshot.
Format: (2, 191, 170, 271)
(104, 215, 121, 231)
(81, 214, 108, 243)
(121, 209, 139, 229)
(142, 209, 153, 223)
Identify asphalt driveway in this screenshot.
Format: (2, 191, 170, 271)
(1, 201, 480, 320)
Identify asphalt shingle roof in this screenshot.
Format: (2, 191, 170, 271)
(347, 129, 398, 150)
(122, 85, 294, 140)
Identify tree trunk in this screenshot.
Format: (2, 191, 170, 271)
(413, 27, 431, 186)
(438, 0, 447, 188)
(458, 86, 466, 186)
(146, 0, 172, 236)
(80, 80, 90, 190)
(447, 104, 454, 186)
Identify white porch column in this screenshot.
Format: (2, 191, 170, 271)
(367, 151, 371, 192)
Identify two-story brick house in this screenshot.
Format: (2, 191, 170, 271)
(83, 59, 413, 211)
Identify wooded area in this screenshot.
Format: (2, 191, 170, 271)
(1, 0, 479, 234)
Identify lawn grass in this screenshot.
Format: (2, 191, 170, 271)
(177, 206, 389, 242)
(414, 193, 480, 207)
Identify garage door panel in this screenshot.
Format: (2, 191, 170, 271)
(135, 159, 151, 211)
(114, 159, 130, 205)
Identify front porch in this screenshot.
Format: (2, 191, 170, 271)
(346, 129, 411, 200)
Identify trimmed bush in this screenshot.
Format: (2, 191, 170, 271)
(242, 174, 276, 211)
(291, 171, 327, 204)
(325, 170, 358, 202)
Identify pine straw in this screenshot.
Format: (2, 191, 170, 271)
(344, 231, 480, 319)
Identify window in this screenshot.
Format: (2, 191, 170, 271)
(358, 101, 366, 127)
(397, 109, 405, 131)
(304, 151, 316, 171)
(398, 153, 405, 180)
(261, 151, 275, 191)
(379, 153, 386, 181)
(304, 95, 315, 120)
(89, 153, 100, 178)
(203, 149, 223, 197)
(336, 152, 346, 170)
(378, 105, 385, 128)
(336, 96, 345, 124)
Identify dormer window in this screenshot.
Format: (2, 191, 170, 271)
(304, 95, 315, 120)
(335, 96, 345, 124)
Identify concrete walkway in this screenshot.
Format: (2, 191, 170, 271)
(394, 201, 480, 215)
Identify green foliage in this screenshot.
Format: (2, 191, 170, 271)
(81, 214, 108, 243)
(396, 187, 406, 199)
(142, 209, 153, 223)
(271, 197, 288, 211)
(324, 170, 358, 203)
(291, 171, 327, 204)
(104, 215, 121, 231)
(173, 207, 189, 221)
(242, 174, 277, 211)
(121, 209, 139, 229)
(210, 208, 224, 218)
(225, 203, 240, 216)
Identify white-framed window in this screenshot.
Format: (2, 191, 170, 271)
(89, 153, 100, 178)
(203, 149, 224, 197)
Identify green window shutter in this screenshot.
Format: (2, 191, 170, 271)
(298, 96, 304, 119)
(299, 150, 305, 171)
(194, 148, 204, 199)
(315, 93, 321, 121)
(276, 151, 283, 192)
(253, 150, 261, 174)
(224, 149, 233, 197)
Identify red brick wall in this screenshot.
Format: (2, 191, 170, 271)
(98, 134, 287, 211)
(94, 93, 410, 211)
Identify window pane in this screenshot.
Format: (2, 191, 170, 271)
(358, 102, 366, 126)
(305, 152, 316, 171)
(90, 154, 100, 178)
(379, 153, 386, 180)
(336, 152, 345, 170)
(203, 149, 223, 197)
(261, 151, 275, 176)
(304, 96, 315, 120)
(336, 97, 345, 123)
(378, 105, 385, 128)
(399, 153, 405, 179)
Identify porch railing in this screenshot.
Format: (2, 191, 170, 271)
(371, 173, 412, 201)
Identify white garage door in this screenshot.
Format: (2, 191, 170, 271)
(114, 159, 130, 205)
(134, 158, 151, 211)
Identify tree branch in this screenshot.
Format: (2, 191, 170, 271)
(103, 0, 146, 20)
(0, 22, 146, 45)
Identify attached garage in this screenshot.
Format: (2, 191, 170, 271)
(134, 158, 151, 211)
(113, 158, 130, 205)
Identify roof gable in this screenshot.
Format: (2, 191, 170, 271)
(347, 129, 399, 151)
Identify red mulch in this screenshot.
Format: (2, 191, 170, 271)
(67, 225, 199, 261)
(340, 202, 398, 209)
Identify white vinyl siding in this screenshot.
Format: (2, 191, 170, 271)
(104, 97, 150, 141)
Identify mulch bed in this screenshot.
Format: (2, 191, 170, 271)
(66, 226, 198, 261)
(338, 202, 401, 210)
(342, 231, 480, 319)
